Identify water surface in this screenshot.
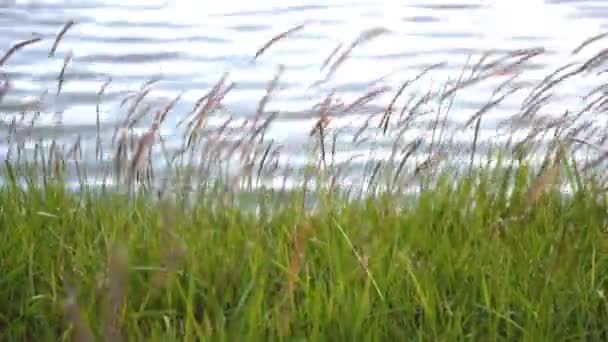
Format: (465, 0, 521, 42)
(0, 0, 607, 187)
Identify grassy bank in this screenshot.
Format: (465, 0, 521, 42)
(1, 163, 607, 341)
(2, 22, 608, 341)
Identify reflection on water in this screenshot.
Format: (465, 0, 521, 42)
(0, 0, 607, 183)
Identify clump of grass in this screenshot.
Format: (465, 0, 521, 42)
(0, 164, 607, 341)
(1, 22, 608, 340)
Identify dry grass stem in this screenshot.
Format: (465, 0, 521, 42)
(321, 42, 343, 71)
(255, 66, 284, 120)
(310, 92, 335, 169)
(57, 50, 73, 95)
(49, 20, 76, 57)
(572, 31, 608, 55)
(527, 154, 561, 204)
(113, 128, 129, 181)
(392, 139, 422, 188)
(442, 49, 543, 101)
(464, 87, 520, 128)
(128, 124, 159, 185)
(287, 222, 314, 304)
(254, 23, 307, 60)
(150, 202, 185, 292)
(155, 92, 183, 125)
(97, 77, 112, 97)
(569, 137, 608, 154)
(185, 73, 230, 147)
(124, 87, 154, 124)
(525, 63, 577, 102)
(469, 51, 493, 78)
(96, 77, 112, 159)
(380, 81, 408, 134)
(103, 243, 128, 342)
(342, 86, 391, 114)
(63, 286, 94, 342)
(578, 48, 608, 73)
(523, 69, 583, 109)
(0, 37, 43, 66)
(322, 27, 389, 84)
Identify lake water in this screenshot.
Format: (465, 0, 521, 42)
(1, 0, 608, 188)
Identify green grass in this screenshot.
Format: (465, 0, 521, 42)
(1, 163, 607, 341)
